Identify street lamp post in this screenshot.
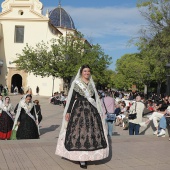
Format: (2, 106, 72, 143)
(165, 63, 170, 96)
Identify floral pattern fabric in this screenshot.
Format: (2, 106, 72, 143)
(65, 99, 107, 151)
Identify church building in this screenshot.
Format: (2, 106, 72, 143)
(0, 0, 76, 96)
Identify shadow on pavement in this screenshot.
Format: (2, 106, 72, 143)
(40, 125, 60, 135)
(140, 121, 155, 135)
(89, 136, 113, 165)
(112, 132, 120, 136)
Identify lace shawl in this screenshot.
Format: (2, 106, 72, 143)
(73, 79, 95, 97)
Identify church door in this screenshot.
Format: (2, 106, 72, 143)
(11, 74, 22, 93)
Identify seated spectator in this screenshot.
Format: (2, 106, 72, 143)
(114, 102, 121, 116)
(157, 106, 170, 140)
(51, 92, 60, 105)
(147, 100, 154, 112)
(116, 101, 127, 127)
(60, 92, 66, 107)
(143, 99, 154, 116)
(145, 103, 168, 135)
(163, 96, 169, 105)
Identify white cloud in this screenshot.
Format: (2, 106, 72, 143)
(63, 6, 146, 38)
(101, 41, 130, 51)
(44, 6, 146, 52)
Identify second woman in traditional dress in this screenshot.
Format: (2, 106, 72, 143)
(56, 65, 109, 169)
(13, 94, 39, 139)
(0, 97, 14, 140)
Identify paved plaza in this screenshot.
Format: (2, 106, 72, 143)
(0, 95, 170, 170)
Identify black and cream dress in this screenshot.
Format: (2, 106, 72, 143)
(16, 102, 39, 139)
(56, 79, 109, 161)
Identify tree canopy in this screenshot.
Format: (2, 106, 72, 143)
(13, 31, 112, 89)
(113, 53, 150, 90)
(136, 0, 170, 94)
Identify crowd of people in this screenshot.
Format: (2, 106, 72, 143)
(99, 90, 170, 140)
(0, 89, 42, 140)
(50, 92, 67, 107)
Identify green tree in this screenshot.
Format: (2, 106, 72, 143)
(13, 32, 112, 90)
(136, 0, 170, 94)
(114, 53, 150, 91)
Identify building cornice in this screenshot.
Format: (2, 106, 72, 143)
(0, 3, 48, 21)
(0, 18, 49, 21)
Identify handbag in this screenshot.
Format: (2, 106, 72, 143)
(102, 98, 116, 121)
(128, 102, 137, 120)
(10, 125, 18, 140)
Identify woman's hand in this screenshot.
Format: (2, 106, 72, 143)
(17, 122, 20, 126)
(65, 113, 70, 122)
(35, 120, 39, 125)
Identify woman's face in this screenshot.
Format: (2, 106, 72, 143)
(25, 96, 32, 103)
(5, 98, 10, 103)
(81, 68, 91, 79)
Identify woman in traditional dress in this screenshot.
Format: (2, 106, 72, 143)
(56, 65, 109, 169)
(0, 97, 14, 140)
(13, 94, 39, 139)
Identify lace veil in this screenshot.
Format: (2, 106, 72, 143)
(12, 95, 26, 130)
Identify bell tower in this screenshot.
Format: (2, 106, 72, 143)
(1, 0, 43, 14)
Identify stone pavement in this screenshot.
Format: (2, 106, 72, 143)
(0, 95, 170, 170)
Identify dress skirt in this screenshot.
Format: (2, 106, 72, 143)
(56, 98, 109, 161)
(0, 111, 14, 140)
(16, 114, 39, 139)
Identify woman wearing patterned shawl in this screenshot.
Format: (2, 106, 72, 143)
(56, 65, 109, 169)
(13, 94, 39, 139)
(0, 97, 14, 140)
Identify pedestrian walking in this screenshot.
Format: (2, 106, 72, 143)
(102, 92, 116, 137)
(36, 86, 39, 95)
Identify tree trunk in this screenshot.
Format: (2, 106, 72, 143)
(157, 82, 161, 97)
(63, 78, 70, 95)
(144, 84, 147, 95)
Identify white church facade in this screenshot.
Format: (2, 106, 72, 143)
(0, 0, 76, 96)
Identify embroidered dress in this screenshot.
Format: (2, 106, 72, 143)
(0, 104, 14, 140)
(56, 79, 109, 161)
(16, 102, 39, 139)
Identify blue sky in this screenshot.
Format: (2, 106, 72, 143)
(0, 0, 146, 70)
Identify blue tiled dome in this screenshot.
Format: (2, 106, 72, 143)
(49, 5, 75, 29)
